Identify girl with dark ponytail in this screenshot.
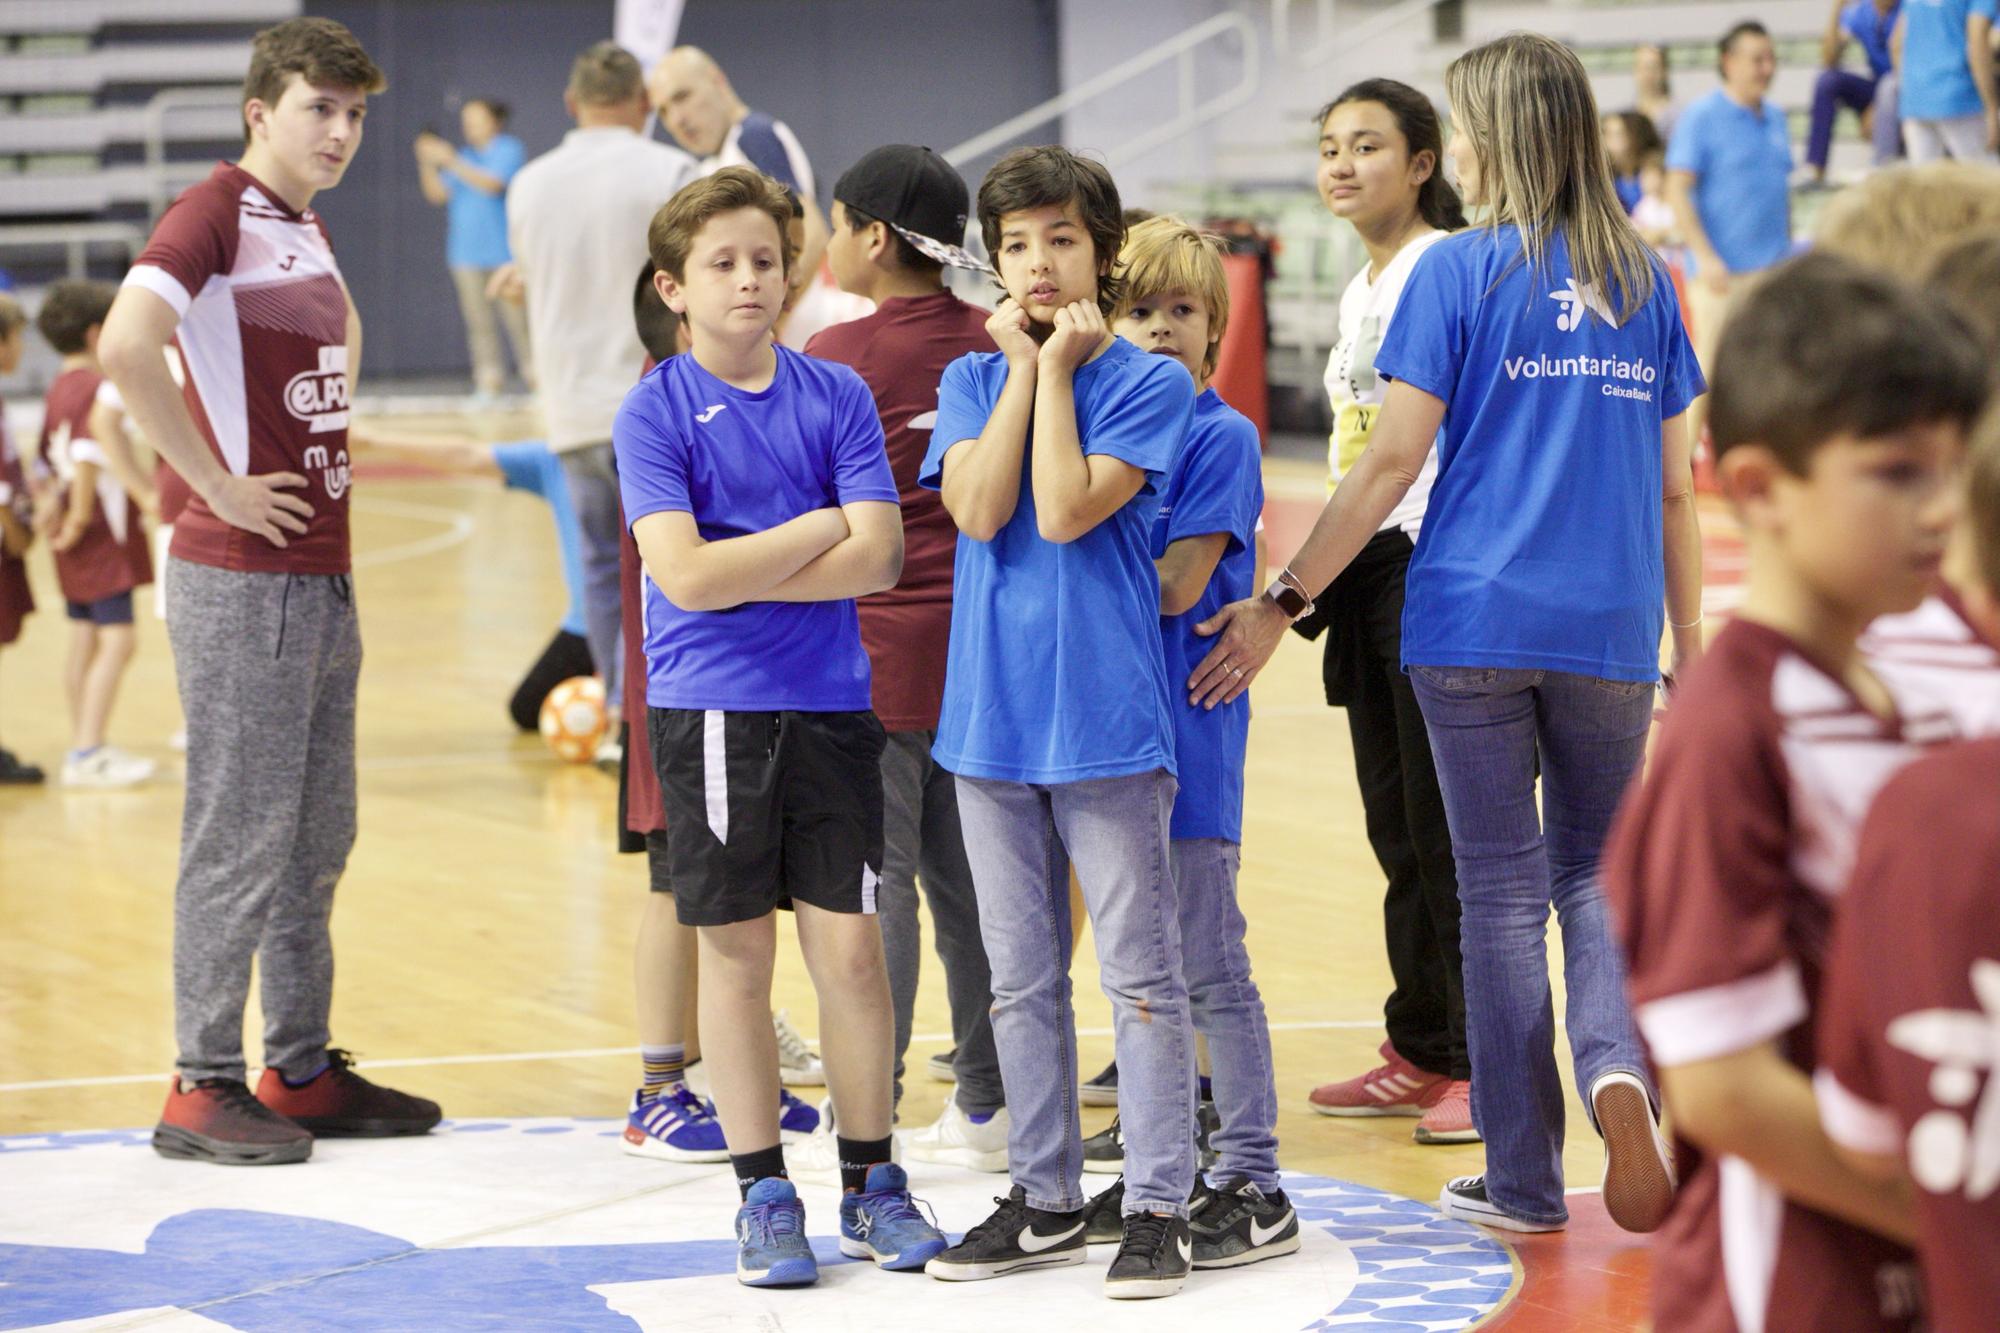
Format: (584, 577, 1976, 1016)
(1295, 78, 1474, 1146)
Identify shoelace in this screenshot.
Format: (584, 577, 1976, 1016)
(860, 1186, 939, 1230)
(1116, 1212, 1173, 1261)
(961, 1194, 1032, 1246)
(772, 1012, 814, 1068)
(194, 1078, 283, 1120)
(744, 1200, 805, 1246)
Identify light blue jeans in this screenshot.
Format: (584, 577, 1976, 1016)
(954, 769, 1198, 1218)
(1408, 665, 1657, 1225)
(1173, 838, 1280, 1190)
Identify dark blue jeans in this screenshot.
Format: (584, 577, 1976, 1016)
(1408, 665, 1657, 1224)
(1808, 67, 1881, 170)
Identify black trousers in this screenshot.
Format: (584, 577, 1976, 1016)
(507, 627, 595, 732)
(1299, 526, 1469, 1079)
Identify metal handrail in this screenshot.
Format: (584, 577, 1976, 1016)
(143, 85, 244, 219)
(941, 11, 1259, 168)
(1289, 0, 1458, 71)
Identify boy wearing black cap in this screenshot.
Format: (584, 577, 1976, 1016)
(806, 146, 1008, 1170)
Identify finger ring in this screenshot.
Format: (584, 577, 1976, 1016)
(1229, 666, 1244, 677)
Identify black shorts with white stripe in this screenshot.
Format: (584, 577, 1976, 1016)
(647, 707, 886, 926)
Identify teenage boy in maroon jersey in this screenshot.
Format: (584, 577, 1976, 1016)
(99, 17, 440, 1165)
(1606, 254, 1988, 1331)
(805, 145, 1009, 1165)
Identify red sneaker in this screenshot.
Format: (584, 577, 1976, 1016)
(256, 1049, 442, 1137)
(1413, 1080, 1481, 1144)
(153, 1076, 313, 1165)
(1308, 1040, 1448, 1117)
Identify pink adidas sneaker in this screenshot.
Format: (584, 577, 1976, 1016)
(1308, 1040, 1448, 1117)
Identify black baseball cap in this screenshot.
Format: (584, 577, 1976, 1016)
(832, 144, 989, 272)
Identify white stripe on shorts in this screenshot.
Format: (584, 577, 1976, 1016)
(702, 710, 728, 844)
(861, 862, 879, 914)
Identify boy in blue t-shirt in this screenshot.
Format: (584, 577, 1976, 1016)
(1097, 217, 1294, 1271)
(917, 147, 1201, 1300)
(612, 166, 944, 1289)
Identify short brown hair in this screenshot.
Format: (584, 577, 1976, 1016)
(1922, 229, 2000, 361)
(977, 146, 1125, 315)
(242, 18, 384, 145)
(0, 292, 24, 339)
(1970, 406, 2000, 598)
(647, 166, 796, 283)
(35, 279, 118, 356)
(568, 41, 644, 107)
(1711, 253, 1988, 474)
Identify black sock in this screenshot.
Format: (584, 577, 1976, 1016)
(837, 1134, 893, 1193)
(732, 1144, 787, 1199)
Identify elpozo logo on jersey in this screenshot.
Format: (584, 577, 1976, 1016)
(286, 344, 351, 435)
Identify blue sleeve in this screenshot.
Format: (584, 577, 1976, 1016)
(1165, 412, 1262, 557)
(919, 355, 995, 491)
(736, 114, 801, 193)
(1373, 244, 1469, 405)
(484, 136, 526, 183)
(1976, 0, 1998, 19)
(828, 369, 900, 505)
(1082, 356, 1195, 478)
(1839, 1, 1864, 41)
(491, 440, 549, 496)
(1665, 104, 1707, 175)
(614, 385, 692, 526)
(1657, 290, 1706, 421)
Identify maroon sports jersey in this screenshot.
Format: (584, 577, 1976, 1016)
(1817, 738, 2000, 1333)
(0, 414, 33, 644)
(124, 161, 353, 575)
(1606, 618, 1957, 1332)
(805, 292, 996, 731)
(37, 366, 152, 605)
(1864, 590, 2000, 737)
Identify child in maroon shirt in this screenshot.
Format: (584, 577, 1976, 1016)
(0, 293, 41, 785)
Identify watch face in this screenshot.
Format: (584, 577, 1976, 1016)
(1272, 583, 1307, 617)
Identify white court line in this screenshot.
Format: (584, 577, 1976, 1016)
(350, 495, 476, 568)
(0, 1020, 1384, 1095)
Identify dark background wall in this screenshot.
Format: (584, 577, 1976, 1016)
(316, 0, 1060, 382)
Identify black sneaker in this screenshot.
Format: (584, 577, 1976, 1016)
(1082, 1115, 1124, 1174)
(1190, 1175, 1301, 1269)
(1080, 1060, 1118, 1107)
(925, 1185, 1087, 1281)
(1104, 1211, 1191, 1299)
(0, 747, 45, 785)
(1083, 1177, 1125, 1244)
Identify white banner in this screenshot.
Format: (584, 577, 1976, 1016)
(614, 0, 686, 71)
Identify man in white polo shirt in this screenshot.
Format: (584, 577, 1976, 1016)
(509, 41, 696, 710)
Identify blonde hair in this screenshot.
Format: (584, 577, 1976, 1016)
(1815, 162, 2000, 271)
(1446, 33, 1656, 322)
(0, 292, 23, 337)
(1112, 216, 1231, 379)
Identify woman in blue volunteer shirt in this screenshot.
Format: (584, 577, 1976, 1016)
(1192, 33, 1705, 1235)
(415, 99, 534, 399)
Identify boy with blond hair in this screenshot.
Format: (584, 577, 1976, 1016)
(615, 166, 943, 1287)
(1607, 253, 1987, 1331)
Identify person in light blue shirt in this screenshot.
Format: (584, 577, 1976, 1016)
(1666, 22, 1794, 286)
(917, 147, 1206, 1295)
(1897, 0, 2000, 162)
(416, 99, 534, 397)
(1806, 0, 1904, 182)
(1192, 34, 1703, 1237)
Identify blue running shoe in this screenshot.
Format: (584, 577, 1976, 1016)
(623, 1086, 729, 1163)
(839, 1162, 948, 1271)
(736, 1177, 819, 1287)
(780, 1089, 821, 1139)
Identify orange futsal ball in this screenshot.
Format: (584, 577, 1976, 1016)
(539, 676, 608, 763)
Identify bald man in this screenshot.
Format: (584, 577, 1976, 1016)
(647, 46, 829, 301)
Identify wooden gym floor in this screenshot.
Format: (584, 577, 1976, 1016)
(0, 403, 1733, 1329)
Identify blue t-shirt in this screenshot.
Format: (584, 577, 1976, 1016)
(492, 440, 588, 637)
(1665, 90, 1794, 276)
(919, 336, 1196, 783)
(1373, 226, 1705, 682)
(1150, 387, 1263, 842)
(1901, 0, 1999, 119)
(615, 345, 899, 712)
(446, 134, 524, 270)
(1843, 0, 1901, 77)
(1614, 174, 1642, 215)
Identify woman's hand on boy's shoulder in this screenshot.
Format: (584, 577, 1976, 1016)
(1040, 300, 1105, 376)
(986, 298, 1039, 371)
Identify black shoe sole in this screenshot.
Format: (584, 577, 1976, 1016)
(152, 1123, 312, 1165)
(286, 1114, 441, 1137)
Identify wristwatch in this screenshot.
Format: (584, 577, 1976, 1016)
(1264, 567, 1315, 621)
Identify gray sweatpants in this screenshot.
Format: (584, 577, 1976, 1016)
(881, 728, 1004, 1115)
(166, 557, 360, 1083)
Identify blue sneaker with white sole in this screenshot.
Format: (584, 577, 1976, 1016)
(735, 1177, 819, 1287)
(703, 1089, 822, 1141)
(839, 1162, 948, 1271)
(622, 1086, 729, 1162)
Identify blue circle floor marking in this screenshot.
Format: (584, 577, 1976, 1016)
(0, 1119, 1513, 1331)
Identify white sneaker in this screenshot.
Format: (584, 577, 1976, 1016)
(1591, 1070, 1676, 1234)
(62, 747, 156, 788)
(786, 1096, 901, 1187)
(682, 1057, 711, 1100)
(774, 1010, 825, 1086)
(900, 1091, 1009, 1172)
(167, 729, 187, 752)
